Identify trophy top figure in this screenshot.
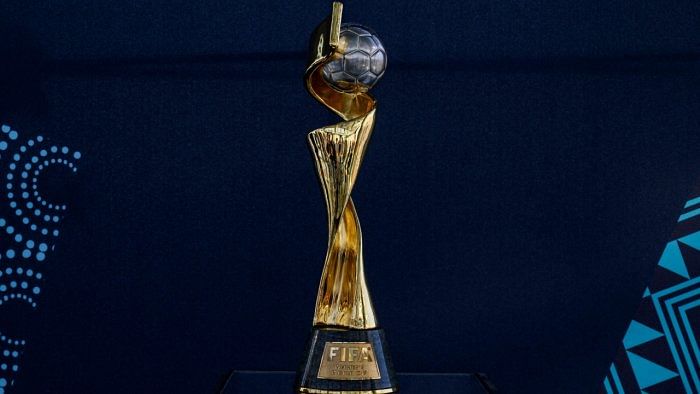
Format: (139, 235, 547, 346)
(304, 2, 386, 121)
(321, 23, 387, 93)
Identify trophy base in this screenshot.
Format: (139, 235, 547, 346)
(218, 371, 498, 393)
(297, 389, 397, 394)
(295, 327, 398, 393)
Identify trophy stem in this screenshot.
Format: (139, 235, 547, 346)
(313, 197, 376, 329)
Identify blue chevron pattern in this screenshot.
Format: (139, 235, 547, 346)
(603, 195, 700, 393)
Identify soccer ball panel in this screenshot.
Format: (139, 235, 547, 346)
(344, 51, 371, 77)
(370, 50, 386, 75)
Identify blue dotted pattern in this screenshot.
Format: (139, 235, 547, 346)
(0, 124, 81, 392)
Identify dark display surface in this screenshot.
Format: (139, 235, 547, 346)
(0, 0, 699, 393)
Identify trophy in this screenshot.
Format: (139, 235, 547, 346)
(295, 3, 397, 393)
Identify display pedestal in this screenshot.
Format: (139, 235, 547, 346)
(218, 370, 498, 393)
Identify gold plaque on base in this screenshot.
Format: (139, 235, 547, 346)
(318, 342, 381, 380)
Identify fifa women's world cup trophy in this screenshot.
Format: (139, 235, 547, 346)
(295, 3, 397, 394)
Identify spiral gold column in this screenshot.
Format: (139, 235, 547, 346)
(304, 1, 383, 332)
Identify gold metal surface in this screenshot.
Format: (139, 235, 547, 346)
(298, 388, 397, 394)
(317, 342, 381, 380)
(305, 2, 379, 329)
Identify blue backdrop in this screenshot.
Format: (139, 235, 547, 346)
(1, 0, 699, 392)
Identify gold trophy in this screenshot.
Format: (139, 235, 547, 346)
(295, 3, 397, 393)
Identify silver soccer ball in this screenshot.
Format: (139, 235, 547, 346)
(321, 23, 387, 93)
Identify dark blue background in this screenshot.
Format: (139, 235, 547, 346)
(1, 0, 699, 392)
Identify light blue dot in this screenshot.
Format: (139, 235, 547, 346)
(0, 286, 6, 292)
(39, 150, 47, 156)
(62, 147, 69, 154)
(22, 250, 30, 258)
(16, 267, 22, 274)
(0, 364, 5, 370)
(35, 272, 42, 279)
(31, 156, 37, 163)
(6, 250, 14, 259)
(28, 140, 34, 146)
(26, 269, 33, 276)
(12, 154, 19, 161)
(0, 125, 8, 133)
(41, 229, 47, 235)
(73, 151, 81, 159)
(36, 252, 45, 261)
(13, 234, 21, 242)
(53, 230, 59, 236)
(0, 378, 5, 386)
(2, 351, 8, 356)
(5, 227, 12, 234)
(39, 243, 47, 252)
(8, 131, 17, 140)
(11, 365, 17, 371)
(32, 287, 40, 294)
(20, 282, 27, 289)
(36, 135, 43, 142)
(0, 142, 6, 151)
(50, 146, 57, 153)
(9, 281, 16, 288)
(26, 240, 34, 248)
(4, 268, 10, 274)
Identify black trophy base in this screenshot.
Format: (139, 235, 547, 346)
(218, 371, 498, 393)
(295, 327, 398, 393)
